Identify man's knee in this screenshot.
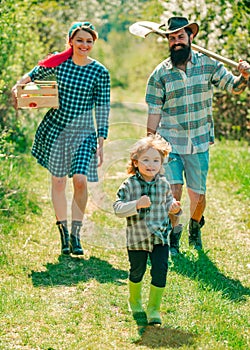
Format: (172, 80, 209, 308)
(188, 189, 206, 203)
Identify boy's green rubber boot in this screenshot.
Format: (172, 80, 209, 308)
(146, 284, 165, 325)
(128, 280, 144, 313)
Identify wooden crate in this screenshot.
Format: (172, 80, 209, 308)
(17, 81, 59, 109)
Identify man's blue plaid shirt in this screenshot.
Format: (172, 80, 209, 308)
(146, 51, 235, 154)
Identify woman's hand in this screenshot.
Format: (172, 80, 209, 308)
(11, 74, 31, 109)
(11, 84, 18, 109)
(97, 137, 104, 167)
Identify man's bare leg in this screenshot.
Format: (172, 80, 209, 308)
(169, 184, 183, 255)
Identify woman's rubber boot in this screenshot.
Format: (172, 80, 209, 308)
(56, 220, 70, 255)
(147, 284, 165, 325)
(70, 221, 84, 255)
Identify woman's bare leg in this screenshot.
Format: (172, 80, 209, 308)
(51, 176, 67, 221)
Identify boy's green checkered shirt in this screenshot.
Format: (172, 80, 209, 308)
(113, 172, 181, 251)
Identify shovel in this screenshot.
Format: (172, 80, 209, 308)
(129, 21, 244, 70)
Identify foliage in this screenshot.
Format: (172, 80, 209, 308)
(0, 119, 42, 223)
(94, 30, 167, 97)
(0, 104, 249, 349)
(0, 1, 45, 104)
(209, 139, 250, 200)
(0, 153, 42, 223)
(213, 91, 250, 141)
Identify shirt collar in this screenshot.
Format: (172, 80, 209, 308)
(135, 171, 159, 184)
(190, 50, 197, 65)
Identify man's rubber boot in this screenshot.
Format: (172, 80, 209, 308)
(146, 284, 165, 325)
(188, 216, 205, 250)
(169, 224, 183, 256)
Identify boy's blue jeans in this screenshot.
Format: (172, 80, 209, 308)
(128, 244, 169, 288)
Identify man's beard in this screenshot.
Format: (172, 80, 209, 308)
(170, 43, 191, 66)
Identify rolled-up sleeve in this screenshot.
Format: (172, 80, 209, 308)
(113, 200, 138, 218)
(211, 61, 234, 93)
(113, 181, 139, 218)
(28, 66, 55, 81)
(146, 71, 165, 115)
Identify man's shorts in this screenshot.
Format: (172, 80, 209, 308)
(163, 151, 209, 194)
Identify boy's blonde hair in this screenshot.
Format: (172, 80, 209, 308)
(127, 134, 172, 175)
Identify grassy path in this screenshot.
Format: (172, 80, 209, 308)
(0, 103, 249, 349)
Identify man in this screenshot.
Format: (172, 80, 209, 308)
(146, 16, 250, 255)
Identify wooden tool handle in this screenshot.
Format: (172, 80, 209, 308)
(191, 44, 238, 68)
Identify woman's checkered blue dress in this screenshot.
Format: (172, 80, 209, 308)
(28, 58, 110, 181)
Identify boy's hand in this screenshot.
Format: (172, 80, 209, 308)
(136, 195, 151, 210)
(169, 198, 181, 214)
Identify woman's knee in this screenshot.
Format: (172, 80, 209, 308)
(52, 176, 67, 192)
(73, 174, 87, 192)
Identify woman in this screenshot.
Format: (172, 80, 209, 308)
(12, 22, 110, 255)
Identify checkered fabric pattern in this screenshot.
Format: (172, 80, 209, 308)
(146, 51, 235, 155)
(113, 172, 176, 251)
(28, 58, 110, 180)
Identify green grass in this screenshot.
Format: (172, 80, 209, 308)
(0, 103, 249, 349)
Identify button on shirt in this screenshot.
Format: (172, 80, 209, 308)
(113, 172, 180, 251)
(146, 51, 235, 154)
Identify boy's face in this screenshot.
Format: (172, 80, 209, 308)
(134, 147, 162, 182)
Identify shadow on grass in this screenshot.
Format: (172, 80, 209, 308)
(30, 255, 128, 287)
(171, 250, 250, 302)
(134, 325, 197, 348)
